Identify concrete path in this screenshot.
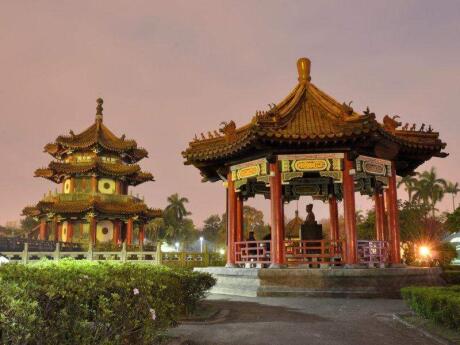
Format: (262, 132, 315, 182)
(170, 294, 439, 345)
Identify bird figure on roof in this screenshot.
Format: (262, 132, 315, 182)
(428, 125, 433, 133)
(402, 123, 409, 131)
(419, 124, 426, 132)
(193, 134, 198, 141)
(213, 130, 220, 137)
(207, 131, 214, 139)
(201, 133, 206, 140)
(410, 124, 416, 131)
(69, 130, 75, 137)
(121, 134, 126, 141)
(363, 107, 376, 118)
(342, 101, 354, 116)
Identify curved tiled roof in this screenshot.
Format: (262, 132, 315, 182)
(43, 99, 149, 163)
(183, 58, 447, 177)
(34, 159, 154, 185)
(23, 197, 162, 219)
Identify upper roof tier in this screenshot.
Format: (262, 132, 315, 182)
(44, 98, 148, 163)
(183, 58, 447, 179)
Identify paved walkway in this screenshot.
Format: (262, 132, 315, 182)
(170, 294, 438, 345)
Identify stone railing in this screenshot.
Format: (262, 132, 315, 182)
(0, 242, 225, 267)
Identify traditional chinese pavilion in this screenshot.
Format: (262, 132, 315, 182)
(183, 57, 447, 268)
(23, 99, 161, 245)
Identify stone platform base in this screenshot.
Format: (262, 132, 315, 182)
(194, 266, 444, 298)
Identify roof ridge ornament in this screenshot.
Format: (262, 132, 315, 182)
(297, 57, 311, 83)
(95, 97, 103, 124)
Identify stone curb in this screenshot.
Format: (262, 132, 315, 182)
(392, 312, 455, 345)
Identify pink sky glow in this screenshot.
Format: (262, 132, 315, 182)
(1, 1, 459, 227)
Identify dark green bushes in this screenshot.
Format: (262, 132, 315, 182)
(401, 286, 460, 331)
(442, 265, 460, 285)
(0, 260, 215, 345)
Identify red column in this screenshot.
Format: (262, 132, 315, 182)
(91, 176, 97, 192)
(90, 218, 97, 245)
(236, 194, 244, 242)
(343, 155, 358, 265)
(386, 164, 401, 264)
(39, 219, 47, 240)
(69, 178, 75, 193)
(139, 224, 145, 246)
(375, 190, 385, 241)
(329, 196, 340, 242)
(270, 161, 285, 267)
(226, 172, 237, 266)
(67, 222, 73, 243)
(126, 218, 133, 245)
(113, 220, 120, 244)
(53, 219, 59, 242)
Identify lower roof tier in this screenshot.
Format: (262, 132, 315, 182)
(23, 197, 162, 220)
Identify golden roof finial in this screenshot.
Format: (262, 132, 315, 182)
(96, 98, 103, 123)
(297, 57, 311, 83)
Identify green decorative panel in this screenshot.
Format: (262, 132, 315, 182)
(230, 158, 269, 192)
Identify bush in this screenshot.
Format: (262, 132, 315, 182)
(401, 286, 460, 331)
(442, 265, 460, 285)
(0, 259, 215, 345)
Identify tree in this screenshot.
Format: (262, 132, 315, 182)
(445, 207, 460, 233)
(157, 193, 198, 247)
(356, 210, 376, 240)
(202, 214, 225, 246)
(445, 181, 460, 212)
(164, 193, 191, 220)
(412, 167, 446, 217)
(397, 175, 418, 202)
(243, 206, 270, 240)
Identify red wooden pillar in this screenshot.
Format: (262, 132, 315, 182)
(329, 195, 340, 242)
(91, 175, 97, 193)
(375, 190, 385, 241)
(39, 219, 47, 240)
(226, 172, 237, 266)
(126, 218, 134, 245)
(67, 222, 73, 243)
(236, 194, 244, 242)
(53, 218, 59, 242)
(113, 220, 120, 244)
(90, 218, 97, 245)
(386, 164, 401, 264)
(139, 224, 145, 246)
(343, 155, 358, 265)
(269, 161, 285, 267)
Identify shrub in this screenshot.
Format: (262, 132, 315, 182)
(401, 286, 460, 331)
(442, 265, 460, 285)
(0, 259, 215, 345)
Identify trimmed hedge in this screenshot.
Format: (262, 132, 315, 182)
(442, 266, 460, 285)
(401, 286, 460, 331)
(0, 259, 215, 345)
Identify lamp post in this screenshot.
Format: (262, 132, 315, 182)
(199, 236, 204, 253)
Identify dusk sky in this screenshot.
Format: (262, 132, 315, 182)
(1, 1, 459, 227)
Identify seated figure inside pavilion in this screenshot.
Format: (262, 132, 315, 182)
(183, 57, 447, 268)
(23, 98, 162, 246)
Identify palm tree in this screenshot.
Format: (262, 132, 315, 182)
(165, 193, 191, 220)
(412, 167, 446, 217)
(397, 175, 418, 202)
(445, 181, 460, 212)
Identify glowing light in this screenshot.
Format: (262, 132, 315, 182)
(219, 248, 225, 255)
(419, 246, 431, 258)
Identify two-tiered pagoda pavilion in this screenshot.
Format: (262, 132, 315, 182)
(23, 99, 161, 245)
(183, 57, 447, 268)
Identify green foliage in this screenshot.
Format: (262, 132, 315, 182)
(20, 216, 39, 234)
(442, 266, 460, 285)
(401, 285, 460, 331)
(202, 214, 225, 248)
(445, 207, 460, 233)
(157, 194, 198, 247)
(357, 209, 376, 240)
(0, 260, 215, 345)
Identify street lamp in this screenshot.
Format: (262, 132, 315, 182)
(175, 242, 180, 252)
(199, 236, 204, 253)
